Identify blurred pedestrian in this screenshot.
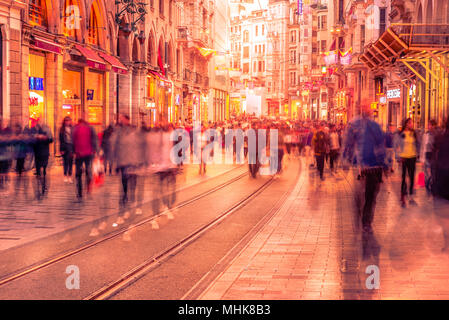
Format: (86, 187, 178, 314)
(59, 116, 74, 183)
(312, 124, 329, 181)
(431, 117, 449, 251)
(28, 118, 53, 197)
(111, 114, 145, 210)
(421, 119, 439, 195)
(398, 118, 420, 207)
(343, 104, 387, 233)
(101, 125, 114, 175)
(72, 118, 98, 199)
(385, 124, 396, 173)
(329, 124, 340, 173)
(0, 118, 12, 191)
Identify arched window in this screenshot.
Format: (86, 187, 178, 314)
(148, 33, 154, 66)
(29, 0, 48, 27)
(87, 5, 100, 46)
(243, 30, 249, 42)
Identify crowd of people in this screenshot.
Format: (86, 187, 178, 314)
(1, 110, 449, 236)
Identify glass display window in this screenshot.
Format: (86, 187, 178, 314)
(28, 53, 46, 124)
(62, 68, 82, 122)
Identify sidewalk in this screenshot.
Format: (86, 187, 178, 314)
(0, 163, 239, 251)
(199, 158, 449, 300)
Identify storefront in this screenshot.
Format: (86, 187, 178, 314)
(386, 87, 402, 129)
(147, 71, 173, 124)
(62, 67, 82, 124)
(200, 94, 208, 123)
(61, 44, 126, 132)
(28, 52, 46, 124)
(146, 73, 157, 126)
(290, 97, 301, 120)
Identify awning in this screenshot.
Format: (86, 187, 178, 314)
(74, 44, 107, 70)
(98, 52, 128, 74)
(149, 70, 170, 83)
(30, 37, 62, 55)
(359, 24, 449, 85)
(359, 28, 408, 70)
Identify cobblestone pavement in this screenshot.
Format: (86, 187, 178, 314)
(0, 163, 238, 251)
(200, 157, 449, 300)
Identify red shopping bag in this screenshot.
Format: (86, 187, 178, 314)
(417, 172, 425, 188)
(92, 157, 105, 187)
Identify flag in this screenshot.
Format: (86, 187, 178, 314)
(198, 47, 216, 58)
(329, 39, 336, 51)
(158, 46, 165, 76)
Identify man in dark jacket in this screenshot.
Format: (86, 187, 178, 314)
(432, 117, 449, 251)
(312, 124, 330, 181)
(72, 118, 98, 199)
(28, 118, 53, 195)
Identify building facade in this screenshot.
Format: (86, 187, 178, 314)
(1, 0, 227, 144)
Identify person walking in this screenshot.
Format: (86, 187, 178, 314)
(28, 118, 53, 197)
(397, 118, 420, 207)
(312, 124, 329, 181)
(72, 118, 98, 199)
(431, 117, 449, 251)
(421, 119, 439, 195)
(385, 124, 396, 173)
(111, 114, 145, 208)
(0, 119, 12, 191)
(329, 124, 340, 174)
(342, 104, 387, 233)
(59, 116, 74, 183)
(101, 125, 114, 175)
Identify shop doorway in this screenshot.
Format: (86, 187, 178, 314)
(388, 102, 400, 127)
(62, 68, 83, 124)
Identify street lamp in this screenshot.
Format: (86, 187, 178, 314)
(115, 0, 147, 36)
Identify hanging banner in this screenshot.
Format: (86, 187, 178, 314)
(297, 0, 303, 15)
(324, 51, 338, 65)
(340, 48, 353, 65)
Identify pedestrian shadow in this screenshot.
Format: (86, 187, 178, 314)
(387, 202, 435, 272)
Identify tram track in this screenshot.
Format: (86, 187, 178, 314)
(84, 176, 276, 300)
(0, 166, 248, 289)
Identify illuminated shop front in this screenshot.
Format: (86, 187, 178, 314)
(62, 44, 111, 132)
(62, 68, 82, 123)
(146, 73, 157, 126)
(147, 71, 173, 124)
(29, 53, 46, 124)
(200, 94, 208, 123)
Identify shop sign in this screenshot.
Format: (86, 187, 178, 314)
(87, 89, 94, 101)
(87, 106, 102, 125)
(379, 96, 386, 104)
(387, 89, 401, 99)
(29, 77, 44, 91)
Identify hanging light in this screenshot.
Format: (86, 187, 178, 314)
(115, 0, 147, 36)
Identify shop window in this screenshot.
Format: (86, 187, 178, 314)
(29, 0, 48, 27)
(62, 69, 82, 122)
(29, 53, 46, 123)
(86, 70, 104, 126)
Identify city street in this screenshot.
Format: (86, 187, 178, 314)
(1, 155, 449, 300)
(1, 0, 449, 303)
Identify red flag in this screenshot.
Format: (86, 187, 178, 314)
(158, 46, 165, 76)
